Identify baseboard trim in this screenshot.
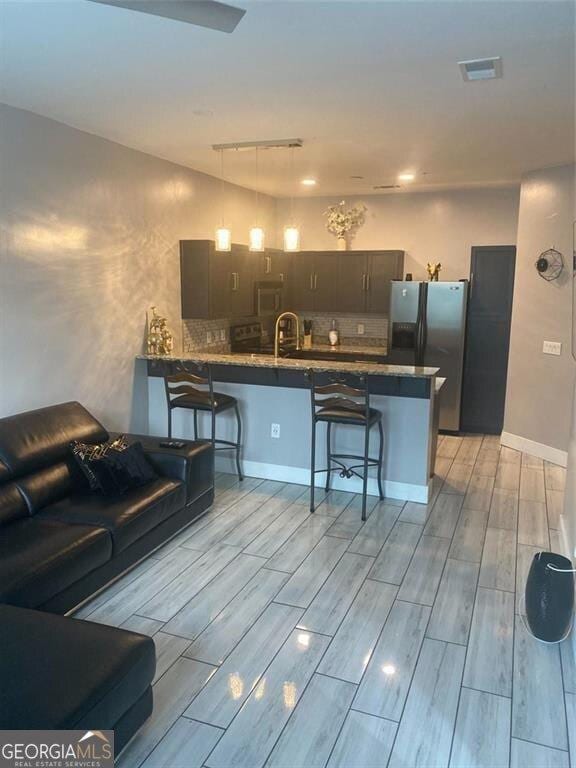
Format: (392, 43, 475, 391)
(215, 458, 431, 503)
(500, 431, 568, 467)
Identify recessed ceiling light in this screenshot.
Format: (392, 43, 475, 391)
(398, 172, 416, 182)
(301, 178, 317, 186)
(459, 57, 502, 82)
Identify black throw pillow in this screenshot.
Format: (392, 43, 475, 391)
(71, 436, 158, 496)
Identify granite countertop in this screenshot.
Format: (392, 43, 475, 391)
(137, 352, 439, 379)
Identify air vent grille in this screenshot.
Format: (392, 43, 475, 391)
(373, 184, 401, 190)
(459, 57, 502, 81)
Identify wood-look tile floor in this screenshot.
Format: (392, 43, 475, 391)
(73, 435, 574, 768)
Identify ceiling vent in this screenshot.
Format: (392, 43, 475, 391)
(459, 57, 502, 82)
(373, 184, 400, 190)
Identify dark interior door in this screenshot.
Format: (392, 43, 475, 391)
(461, 245, 516, 434)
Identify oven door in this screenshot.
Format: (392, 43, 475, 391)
(255, 282, 283, 317)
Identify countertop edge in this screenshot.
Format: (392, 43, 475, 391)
(136, 353, 439, 379)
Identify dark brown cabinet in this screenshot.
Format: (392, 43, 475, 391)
(292, 251, 339, 311)
(336, 250, 404, 314)
(181, 240, 255, 319)
(180, 240, 403, 319)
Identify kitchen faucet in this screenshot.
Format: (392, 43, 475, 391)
(274, 311, 301, 358)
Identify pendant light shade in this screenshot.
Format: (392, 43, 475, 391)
(215, 227, 231, 252)
(283, 146, 300, 252)
(283, 225, 300, 252)
(215, 148, 231, 251)
(249, 226, 265, 252)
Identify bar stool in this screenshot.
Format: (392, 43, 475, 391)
(307, 369, 384, 520)
(164, 363, 243, 480)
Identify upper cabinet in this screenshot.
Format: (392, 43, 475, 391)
(291, 251, 338, 312)
(181, 240, 256, 319)
(180, 240, 404, 319)
(336, 250, 405, 314)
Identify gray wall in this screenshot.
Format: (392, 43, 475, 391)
(0, 104, 276, 430)
(276, 187, 520, 281)
(504, 164, 575, 454)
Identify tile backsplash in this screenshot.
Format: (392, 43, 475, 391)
(182, 318, 230, 353)
(182, 313, 388, 352)
(305, 313, 388, 347)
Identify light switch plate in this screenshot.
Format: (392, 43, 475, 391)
(543, 340, 562, 356)
(206, 331, 213, 344)
(220, 329, 226, 341)
(357, 323, 365, 336)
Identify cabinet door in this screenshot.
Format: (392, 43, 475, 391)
(336, 252, 368, 313)
(230, 245, 255, 317)
(210, 249, 234, 319)
(180, 240, 211, 319)
(291, 252, 315, 311)
(366, 250, 405, 315)
(312, 252, 339, 312)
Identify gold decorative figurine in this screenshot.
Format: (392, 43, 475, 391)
(147, 306, 173, 355)
(427, 262, 442, 281)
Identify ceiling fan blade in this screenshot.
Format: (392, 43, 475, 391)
(87, 0, 246, 33)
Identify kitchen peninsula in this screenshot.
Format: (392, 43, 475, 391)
(137, 351, 441, 503)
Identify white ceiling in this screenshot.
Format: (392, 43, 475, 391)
(0, 0, 574, 197)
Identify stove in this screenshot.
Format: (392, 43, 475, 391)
(230, 321, 269, 354)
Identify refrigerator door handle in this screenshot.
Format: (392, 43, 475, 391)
(415, 283, 428, 365)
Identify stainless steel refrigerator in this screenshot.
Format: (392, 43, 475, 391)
(389, 281, 468, 432)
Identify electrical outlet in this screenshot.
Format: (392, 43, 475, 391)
(357, 323, 365, 336)
(271, 423, 281, 439)
(543, 340, 562, 356)
(220, 329, 226, 342)
(206, 331, 213, 344)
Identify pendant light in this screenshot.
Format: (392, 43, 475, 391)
(284, 146, 300, 252)
(249, 148, 265, 252)
(215, 148, 231, 251)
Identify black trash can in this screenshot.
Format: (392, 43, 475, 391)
(525, 552, 575, 643)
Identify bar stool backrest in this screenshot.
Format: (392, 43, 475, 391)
(164, 363, 215, 410)
(306, 369, 370, 420)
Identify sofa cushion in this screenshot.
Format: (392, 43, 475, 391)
(0, 604, 155, 731)
(14, 461, 77, 515)
(0, 401, 108, 481)
(0, 518, 112, 608)
(40, 478, 186, 554)
(0, 482, 28, 526)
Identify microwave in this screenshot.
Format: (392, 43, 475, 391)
(255, 281, 283, 317)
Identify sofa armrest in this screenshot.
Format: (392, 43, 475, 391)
(123, 435, 214, 505)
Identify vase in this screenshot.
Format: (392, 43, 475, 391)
(337, 236, 347, 251)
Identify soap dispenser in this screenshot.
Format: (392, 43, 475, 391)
(328, 319, 339, 347)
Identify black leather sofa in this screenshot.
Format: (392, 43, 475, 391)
(0, 401, 214, 753)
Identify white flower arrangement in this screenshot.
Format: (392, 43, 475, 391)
(324, 200, 367, 239)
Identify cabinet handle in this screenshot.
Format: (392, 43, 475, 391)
(366, 273, 371, 292)
(362, 274, 366, 291)
(232, 272, 239, 291)
(314, 273, 318, 290)
(310, 273, 314, 291)
(279, 272, 284, 283)
(265, 255, 272, 274)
